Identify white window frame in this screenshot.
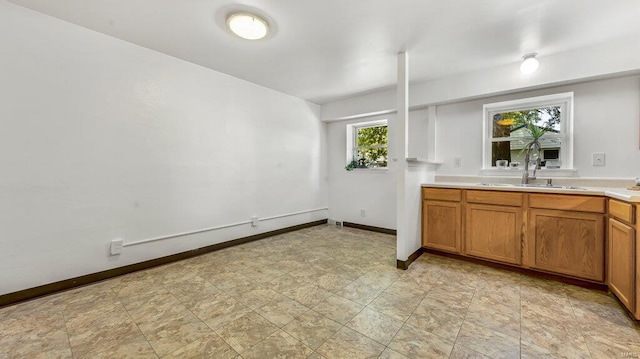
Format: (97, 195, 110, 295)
(482, 92, 574, 174)
(346, 119, 388, 169)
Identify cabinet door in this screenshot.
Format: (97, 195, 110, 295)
(422, 200, 461, 253)
(465, 204, 522, 265)
(526, 209, 605, 282)
(608, 218, 635, 312)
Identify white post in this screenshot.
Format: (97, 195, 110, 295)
(396, 52, 409, 263)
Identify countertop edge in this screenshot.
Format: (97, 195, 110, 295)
(422, 182, 640, 203)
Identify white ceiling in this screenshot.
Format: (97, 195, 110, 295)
(9, 0, 640, 104)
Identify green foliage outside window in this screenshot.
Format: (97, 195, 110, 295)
(355, 125, 388, 168)
(492, 107, 561, 165)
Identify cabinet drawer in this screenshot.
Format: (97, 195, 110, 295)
(529, 194, 605, 213)
(466, 190, 523, 207)
(422, 188, 462, 202)
(610, 199, 634, 224)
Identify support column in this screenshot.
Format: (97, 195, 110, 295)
(396, 52, 409, 265)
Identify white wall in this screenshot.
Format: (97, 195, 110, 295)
(326, 108, 435, 232)
(326, 114, 396, 230)
(436, 75, 640, 178)
(0, 2, 327, 295)
(321, 33, 640, 121)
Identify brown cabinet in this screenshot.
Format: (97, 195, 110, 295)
(422, 189, 462, 254)
(526, 209, 605, 281)
(421, 186, 640, 319)
(422, 187, 607, 283)
(607, 198, 638, 319)
(608, 218, 635, 312)
(464, 191, 523, 265)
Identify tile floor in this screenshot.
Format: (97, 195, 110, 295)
(1, 224, 640, 358)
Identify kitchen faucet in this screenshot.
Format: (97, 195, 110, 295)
(521, 142, 541, 184)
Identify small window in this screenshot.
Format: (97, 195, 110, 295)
(483, 93, 573, 170)
(346, 120, 388, 169)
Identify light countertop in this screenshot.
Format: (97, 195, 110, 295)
(422, 182, 640, 203)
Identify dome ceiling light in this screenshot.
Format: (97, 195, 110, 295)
(226, 12, 269, 40)
(520, 53, 539, 74)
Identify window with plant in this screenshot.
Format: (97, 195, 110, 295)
(346, 121, 388, 170)
(483, 93, 573, 170)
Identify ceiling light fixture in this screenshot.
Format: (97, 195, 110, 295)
(226, 12, 269, 40)
(520, 53, 539, 74)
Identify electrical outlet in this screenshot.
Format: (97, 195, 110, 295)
(592, 152, 605, 166)
(454, 157, 462, 167)
(110, 239, 123, 255)
(251, 216, 259, 227)
(360, 209, 366, 217)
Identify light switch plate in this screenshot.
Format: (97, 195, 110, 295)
(592, 152, 605, 166)
(454, 157, 462, 167)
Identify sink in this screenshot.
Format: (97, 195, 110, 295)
(478, 183, 586, 190)
(478, 183, 514, 187)
(514, 184, 587, 190)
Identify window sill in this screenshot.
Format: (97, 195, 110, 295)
(479, 168, 578, 177)
(406, 157, 443, 165)
(347, 168, 389, 172)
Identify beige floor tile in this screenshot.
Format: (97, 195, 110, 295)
(91, 335, 157, 359)
(110, 271, 162, 298)
(345, 307, 403, 345)
(138, 311, 211, 357)
(355, 270, 400, 291)
(282, 283, 333, 307)
(315, 271, 354, 292)
(123, 292, 183, 323)
(465, 291, 521, 338)
(463, 305, 521, 339)
(282, 310, 343, 350)
(68, 319, 143, 359)
(163, 274, 222, 302)
(236, 286, 287, 310)
(582, 332, 640, 359)
(207, 271, 255, 290)
(56, 281, 121, 316)
(334, 281, 383, 306)
(8, 225, 640, 359)
(255, 295, 310, 327)
(215, 311, 279, 353)
(455, 321, 520, 359)
(64, 299, 131, 332)
(378, 348, 410, 359)
(0, 326, 73, 359)
(270, 273, 308, 292)
(316, 327, 385, 359)
(312, 294, 364, 325)
(521, 311, 591, 358)
(366, 292, 421, 322)
(387, 324, 454, 359)
(521, 340, 591, 359)
(448, 344, 492, 359)
(405, 307, 464, 342)
(422, 285, 475, 313)
(383, 275, 432, 300)
(328, 264, 368, 282)
(188, 293, 253, 330)
(306, 351, 328, 359)
(241, 330, 313, 359)
(162, 332, 239, 359)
